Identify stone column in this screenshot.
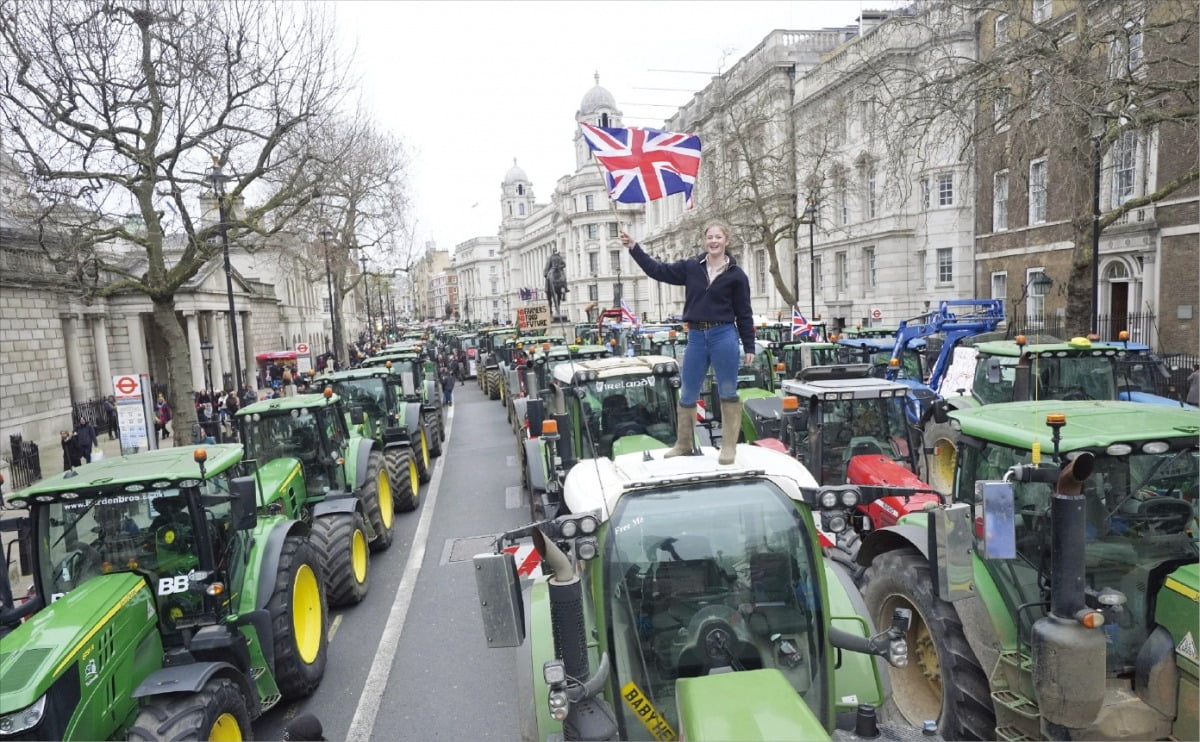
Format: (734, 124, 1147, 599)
(207, 313, 227, 392)
(185, 312, 205, 394)
(61, 314, 86, 403)
(241, 311, 256, 391)
(126, 314, 149, 374)
(90, 315, 113, 396)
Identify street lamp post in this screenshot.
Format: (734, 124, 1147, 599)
(321, 228, 338, 370)
(206, 158, 243, 391)
(797, 199, 818, 318)
(200, 339, 213, 397)
(358, 252, 372, 343)
(1090, 135, 1102, 335)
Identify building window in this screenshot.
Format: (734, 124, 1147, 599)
(518, 203, 525, 216)
(866, 169, 877, 218)
(489, 264, 496, 274)
(993, 87, 1010, 131)
(588, 252, 598, 275)
(1031, 0, 1050, 23)
(919, 177, 930, 210)
(610, 250, 620, 272)
(836, 251, 848, 291)
(586, 223, 599, 239)
(1029, 158, 1047, 225)
(1026, 267, 1048, 320)
(755, 250, 766, 293)
(917, 251, 926, 288)
(322, 297, 331, 313)
(838, 180, 849, 224)
(993, 171, 1009, 231)
(585, 194, 595, 211)
(814, 256, 823, 291)
(1029, 69, 1048, 119)
(490, 279, 498, 295)
(862, 246, 876, 291)
(991, 272, 1007, 312)
(488, 249, 494, 257)
(936, 247, 953, 284)
(608, 222, 619, 239)
(994, 13, 1009, 45)
(587, 284, 598, 301)
(1112, 130, 1137, 206)
(937, 173, 954, 207)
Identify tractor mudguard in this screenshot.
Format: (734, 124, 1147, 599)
(311, 494, 359, 519)
(253, 520, 309, 611)
(404, 402, 423, 435)
(513, 396, 529, 428)
(524, 438, 548, 493)
(131, 660, 254, 710)
(856, 524, 929, 567)
(422, 379, 437, 406)
(824, 559, 886, 719)
(234, 609, 275, 671)
(353, 438, 376, 492)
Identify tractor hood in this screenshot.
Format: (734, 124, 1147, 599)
(675, 669, 829, 741)
(1156, 562, 1199, 676)
(0, 572, 154, 711)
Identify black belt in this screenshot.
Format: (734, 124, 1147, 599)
(688, 321, 732, 329)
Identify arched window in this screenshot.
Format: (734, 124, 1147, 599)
(517, 184, 524, 196)
(600, 113, 610, 127)
(518, 203, 526, 216)
(1104, 261, 1129, 281)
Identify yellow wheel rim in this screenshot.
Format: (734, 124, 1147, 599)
(291, 563, 323, 665)
(420, 431, 430, 468)
(409, 458, 420, 501)
(352, 527, 368, 582)
(208, 712, 243, 741)
(377, 470, 394, 528)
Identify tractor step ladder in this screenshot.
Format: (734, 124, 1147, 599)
(990, 650, 1042, 740)
(994, 724, 1036, 742)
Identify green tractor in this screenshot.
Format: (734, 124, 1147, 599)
(855, 401, 1199, 740)
(360, 350, 445, 461)
(478, 327, 519, 399)
(474, 445, 915, 741)
(313, 365, 431, 497)
(517, 355, 689, 520)
(501, 336, 567, 426)
(237, 393, 398, 602)
(0, 445, 328, 739)
(510, 342, 611, 438)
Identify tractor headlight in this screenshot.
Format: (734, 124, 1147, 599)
(888, 637, 909, 668)
(0, 694, 46, 734)
(840, 489, 859, 508)
(559, 519, 579, 539)
(820, 491, 839, 509)
(824, 513, 848, 534)
(576, 537, 598, 560)
(578, 515, 598, 535)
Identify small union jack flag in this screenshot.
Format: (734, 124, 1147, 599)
(579, 122, 702, 208)
(792, 307, 816, 339)
(620, 298, 640, 327)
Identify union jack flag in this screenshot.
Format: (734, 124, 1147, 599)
(792, 306, 816, 339)
(579, 122, 702, 208)
(620, 298, 640, 327)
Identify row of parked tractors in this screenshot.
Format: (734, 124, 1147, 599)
(449, 313, 1197, 742)
(0, 338, 447, 739)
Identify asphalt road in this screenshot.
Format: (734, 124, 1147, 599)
(253, 379, 528, 740)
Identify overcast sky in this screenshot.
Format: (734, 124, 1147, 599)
(330, 1, 896, 259)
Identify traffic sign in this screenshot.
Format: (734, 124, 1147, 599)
(871, 308, 883, 320)
(296, 342, 310, 354)
(113, 374, 141, 398)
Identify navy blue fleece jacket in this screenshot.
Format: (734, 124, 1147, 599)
(629, 244, 756, 353)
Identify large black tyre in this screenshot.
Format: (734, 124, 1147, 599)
(387, 447, 420, 512)
(486, 370, 501, 400)
(921, 421, 961, 497)
(860, 549, 995, 741)
(310, 512, 369, 607)
(360, 451, 396, 552)
(127, 677, 251, 740)
(425, 410, 443, 457)
(267, 535, 328, 700)
(414, 424, 432, 484)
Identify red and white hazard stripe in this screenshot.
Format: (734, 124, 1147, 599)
(503, 543, 543, 578)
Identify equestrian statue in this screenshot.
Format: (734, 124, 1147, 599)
(544, 248, 568, 319)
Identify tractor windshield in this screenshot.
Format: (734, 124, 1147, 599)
(330, 378, 388, 421)
(243, 408, 342, 496)
(974, 354, 1118, 403)
(814, 396, 910, 483)
(579, 375, 677, 457)
(603, 480, 827, 739)
(39, 482, 232, 622)
(960, 440, 1198, 673)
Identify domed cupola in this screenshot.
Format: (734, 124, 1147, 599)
(575, 73, 625, 170)
(580, 72, 617, 115)
(503, 160, 528, 186)
(501, 157, 534, 222)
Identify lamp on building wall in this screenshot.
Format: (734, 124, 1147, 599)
(797, 198, 818, 319)
(205, 156, 244, 391)
(200, 338, 214, 396)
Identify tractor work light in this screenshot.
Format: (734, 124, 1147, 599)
(559, 519, 579, 539)
(820, 491, 839, 508)
(60, 492, 79, 500)
(543, 660, 566, 685)
(7, 498, 26, 509)
(824, 513, 848, 533)
(578, 515, 598, 535)
(1141, 441, 1169, 454)
(576, 537, 598, 560)
(888, 638, 909, 668)
(840, 490, 859, 507)
(1105, 444, 1133, 456)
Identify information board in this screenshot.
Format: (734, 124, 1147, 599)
(516, 305, 550, 331)
(112, 373, 154, 453)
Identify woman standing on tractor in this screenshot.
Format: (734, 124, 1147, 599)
(620, 223, 755, 464)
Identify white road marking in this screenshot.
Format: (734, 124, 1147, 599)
(346, 402, 452, 740)
(505, 486, 522, 510)
(328, 613, 343, 641)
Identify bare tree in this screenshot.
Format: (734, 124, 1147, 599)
(0, 0, 348, 432)
(863, 0, 1198, 333)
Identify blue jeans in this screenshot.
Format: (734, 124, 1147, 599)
(680, 324, 740, 406)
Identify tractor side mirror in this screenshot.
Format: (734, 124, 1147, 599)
(349, 406, 365, 425)
(229, 476, 259, 531)
(473, 551, 525, 648)
(986, 357, 1003, 385)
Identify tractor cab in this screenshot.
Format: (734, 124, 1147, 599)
(776, 342, 846, 379)
(556, 356, 682, 459)
(240, 393, 352, 500)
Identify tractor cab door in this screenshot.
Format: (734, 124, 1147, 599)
(320, 408, 353, 494)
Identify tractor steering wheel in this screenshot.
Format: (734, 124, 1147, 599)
(613, 419, 647, 438)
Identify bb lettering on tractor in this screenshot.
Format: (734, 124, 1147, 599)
(157, 575, 190, 595)
(620, 681, 677, 742)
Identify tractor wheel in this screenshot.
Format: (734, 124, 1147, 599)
(860, 549, 995, 740)
(310, 512, 370, 607)
(360, 451, 396, 552)
(424, 410, 443, 457)
(127, 677, 251, 741)
(266, 534, 328, 700)
(388, 447, 420, 512)
(414, 424, 432, 484)
(921, 421, 961, 497)
(486, 371, 500, 400)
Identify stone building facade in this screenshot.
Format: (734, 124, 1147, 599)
(453, 235, 504, 324)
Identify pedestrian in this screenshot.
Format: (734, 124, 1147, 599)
(155, 393, 172, 441)
(61, 429, 82, 471)
(620, 224, 755, 465)
(75, 415, 99, 464)
(282, 368, 297, 397)
(1186, 363, 1199, 406)
(441, 367, 456, 407)
(102, 396, 119, 440)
